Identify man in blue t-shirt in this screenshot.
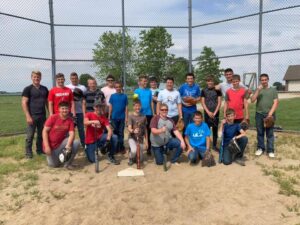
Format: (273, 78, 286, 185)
(109, 81, 128, 153)
(179, 73, 201, 135)
(184, 111, 211, 165)
(134, 75, 154, 155)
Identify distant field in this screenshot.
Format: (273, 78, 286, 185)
(0, 95, 299, 135)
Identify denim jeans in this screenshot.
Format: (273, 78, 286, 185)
(47, 138, 80, 167)
(223, 136, 248, 165)
(152, 138, 182, 165)
(85, 133, 118, 163)
(76, 113, 85, 147)
(204, 112, 219, 148)
(25, 114, 46, 157)
(182, 111, 194, 137)
(111, 119, 125, 152)
(255, 112, 275, 153)
(188, 147, 206, 162)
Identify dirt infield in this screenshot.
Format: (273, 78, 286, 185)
(0, 131, 299, 225)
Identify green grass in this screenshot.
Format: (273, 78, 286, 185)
(0, 95, 299, 135)
(0, 95, 26, 135)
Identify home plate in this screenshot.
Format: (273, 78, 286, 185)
(117, 168, 145, 177)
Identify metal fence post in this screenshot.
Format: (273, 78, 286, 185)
(258, 0, 263, 78)
(49, 0, 56, 87)
(188, 0, 192, 73)
(121, 0, 126, 92)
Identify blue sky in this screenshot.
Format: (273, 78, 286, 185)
(0, 0, 299, 91)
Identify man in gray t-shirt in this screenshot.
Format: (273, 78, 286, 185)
(150, 103, 185, 165)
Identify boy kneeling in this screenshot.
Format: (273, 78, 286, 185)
(185, 111, 211, 165)
(43, 101, 80, 170)
(84, 100, 119, 165)
(220, 109, 248, 166)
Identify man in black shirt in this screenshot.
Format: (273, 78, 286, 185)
(22, 71, 49, 158)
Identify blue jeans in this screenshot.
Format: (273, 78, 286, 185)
(152, 138, 182, 165)
(76, 113, 85, 147)
(255, 112, 275, 153)
(182, 111, 194, 136)
(85, 133, 118, 163)
(223, 136, 248, 165)
(111, 119, 125, 152)
(188, 147, 206, 162)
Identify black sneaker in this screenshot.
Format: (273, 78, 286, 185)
(108, 156, 120, 165)
(235, 158, 245, 166)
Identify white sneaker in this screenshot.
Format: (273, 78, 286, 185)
(255, 149, 263, 156)
(268, 152, 275, 158)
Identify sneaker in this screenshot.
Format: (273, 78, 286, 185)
(255, 149, 263, 156)
(128, 158, 134, 166)
(235, 158, 246, 166)
(268, 152, 275, 158)
(108, 157, 120, 165)
(172, 162, 180, 166)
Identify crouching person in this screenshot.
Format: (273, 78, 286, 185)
(220, 108, 248, 166)
(43, 101, 80, 169)
(185, 111, 211, 165)
(84, 100, 120, 165)
(150, 103, 186, 165)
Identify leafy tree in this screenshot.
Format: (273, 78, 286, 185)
(194, 46, 223, 87)
(79, 73, 93, 87)
(166, 56, 190, 85)
(136, 27, 174, 82)
(93, 29, 136, 84)
(273, 82, 285, 91)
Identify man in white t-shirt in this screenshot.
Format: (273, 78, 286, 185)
(101, 74, 116, 115)
(66, 72, 87, 147)
(216, 68, 248, 96)
(157, 76, 182, 124)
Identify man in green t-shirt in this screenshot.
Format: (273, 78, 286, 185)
(251, 74, 279, 158)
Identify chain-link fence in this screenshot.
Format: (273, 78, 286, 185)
(0, 0, 300, 135)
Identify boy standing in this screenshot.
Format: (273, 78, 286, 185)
(201, 76, 222, 150)
(66, 72, 87, 147)
(251, 74, 279, 158)
(127, 100, 148, 166)
(219, 109, 248, 166)
(83, 78, 105, 113)
(185, 111, 211, 165)
(84, 100, 119, 165)
(22, 70, 48, 158)
(101, 74, 116, 115)
(179, 73, 201, 132)
(109, 81, 128, 154)
(134, 75, 154, 155)
(149, 76, 159, 115)
(48, 73, 75, 116)
(223, 74, 249, 123)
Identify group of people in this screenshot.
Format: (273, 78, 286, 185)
(21, 68, 279, 169)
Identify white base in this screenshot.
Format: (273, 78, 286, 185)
(117, 167, 145, 177)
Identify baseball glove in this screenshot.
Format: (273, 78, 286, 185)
(59, 147, 72, 163)
(176, 118, 184, 132)
(201, 150, 216, 167)
(100, 140, 111, 155)
(264, 117, 274, 128)
(227, 139, 241, 155)
(183, 96, 198, 105)
(240, 120, 249, 131)
(73, 88, 84, 101)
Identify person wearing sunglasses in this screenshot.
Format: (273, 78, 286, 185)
(150, 104, 186, 165)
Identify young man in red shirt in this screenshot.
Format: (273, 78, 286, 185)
(223, 74, 249, 123)
(84, 100, 119, 165)
(48, 73, 75, 116)
(42, 101, 80, 169)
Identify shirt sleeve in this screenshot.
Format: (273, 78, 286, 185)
(69, 89, 74, 101)
(22, 86, 31, 98)
(176, 91, 182, 104)
(69, 119, 75, 132)
(196, 86, 201, 97)
(273, 88, 278, 99)
(109, 94, 114, 105)
(149, 116, 159, 128)
(101, 117, 110, 127)
(204, 123, 211, 136)
(184, 124, 190, 136)
(216, 89, 222, 96)
(178, 85, 183, 96)
(48, 89, 54, 102)
(128, 115, 133, 126)
(157, 91, 162, 102)
(45, 115, 55, 127)
(224, 92, 229, 101)
(125, 95, 128, 105)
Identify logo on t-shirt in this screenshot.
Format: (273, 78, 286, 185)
(55, 93, 70, 97)
(192, 130, 205, 138)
